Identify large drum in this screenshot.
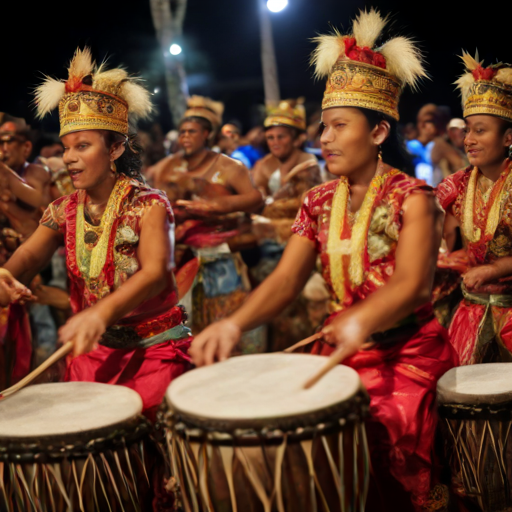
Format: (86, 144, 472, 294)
(164, 353, 370, 512)
(437, 363, 512, 511)
(0, 382, 154, 512)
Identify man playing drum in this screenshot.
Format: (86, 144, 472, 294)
(436, 53, 512, 365)
(190, 10, 457, 512)
(0, 48, 191, 420)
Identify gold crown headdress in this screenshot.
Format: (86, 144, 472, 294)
(34, 48, 153, 137)
(183, 95, 224, 130)
(311, 9, 426, 120)
(455, 51, 512, 122)
(264, 98, 306, 131)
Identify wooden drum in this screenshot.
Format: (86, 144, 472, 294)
(0, 382, 153, 512)
(164, 353, 370, 512)
(437, 363, 512, 512)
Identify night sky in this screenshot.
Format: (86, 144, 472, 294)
(2, 0, 509, 134)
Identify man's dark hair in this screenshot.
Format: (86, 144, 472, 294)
(179, 116, 213, 134)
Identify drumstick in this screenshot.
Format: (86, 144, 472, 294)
(0, 341, 73, 400)
(283, 332, 324, 353)
(303, 344, 348, 389)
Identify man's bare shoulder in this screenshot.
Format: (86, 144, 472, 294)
(297, 150, 317, 164)
(25, 162, 51, 183)
(254, 153, 278, 174)
(153, 152, 187, 178)
(214, 153, 250, 175)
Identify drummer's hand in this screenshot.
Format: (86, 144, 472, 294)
(175, 199, 225, 216)
(0, 271, 35, 307)
(320, 315, 367, 363)
(189, 319, 241, 366)
(58, 307, 107, 357)
(463, 264, 497, 290)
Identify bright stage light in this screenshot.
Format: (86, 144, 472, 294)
(154, 87, 160, 94)
(267, 0, 288, 12)
(170, 44, 182, 56)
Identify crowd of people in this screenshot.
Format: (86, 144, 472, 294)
(0, 7, 511, 511)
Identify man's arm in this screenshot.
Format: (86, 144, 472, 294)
(0, 162, 51, 208)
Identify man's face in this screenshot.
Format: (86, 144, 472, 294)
(448, 127, 465, 150)
(0, 122, 31, 169)
(178, 121, 209, 156)
(221, 124, 240, 144)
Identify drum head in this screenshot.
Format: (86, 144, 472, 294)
(166, 353, 365, 431)
(437, 363, 512, 406)
(0, 382, 143, 439)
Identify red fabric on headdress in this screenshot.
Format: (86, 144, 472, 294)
(344, 37, 387, 69)
(472, 65, 497, 81)
(65, 80, 93, 93)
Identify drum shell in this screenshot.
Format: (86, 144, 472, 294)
(164, 395, 370, 512)
(439, 399, 512, 511)
(0, 415, 149, 464)
(0, 383, 157, 512)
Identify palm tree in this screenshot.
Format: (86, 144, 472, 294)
(149, 0, 189, 126)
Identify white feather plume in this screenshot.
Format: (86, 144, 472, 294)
(311, 31, 346, 79)
(93, 68, 129, 94)
(67, 47, 95, 80)
(34, 77, 66, 119)
(454, 52, 479, 106)
(454, 73, 475, 105)
(460, 50, 481, 72)
(496, 68, 512, 86)
(93, 67, 153, 120)
(380, 36, 426, 89)
(352, 8, 387, 48)
(121, 80, 154, 120)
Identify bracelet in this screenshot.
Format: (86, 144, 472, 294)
(0, 268, 13, 280)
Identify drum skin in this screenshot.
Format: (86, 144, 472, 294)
(164, 353, 370, 512)
(0, 382, 156, 512)
(437, 364, 512, 512)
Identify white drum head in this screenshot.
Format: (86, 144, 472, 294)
(437, 363, 512, 406)
(166, 353, 364, 430)
(0, 382, 143, 438)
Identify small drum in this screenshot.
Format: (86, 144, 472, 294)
(164, 353, 370, 512)
(437, 363, 512, 511)
(0, 382, 153, 512)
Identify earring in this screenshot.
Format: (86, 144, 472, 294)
(110, 161, 117, 174)
(509, 144, 512, 160)
(377, 145, 383, 161)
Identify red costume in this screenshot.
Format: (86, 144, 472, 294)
(292, 169, 457, 511)
(41, 175, 191, 418)
(437, 163, 512, 364)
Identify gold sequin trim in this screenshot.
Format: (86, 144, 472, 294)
(327, 178, 349, 303)
(76, 178, 131, 279)
(462, 164, 512, 244)
(327, 164, 398, 303)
